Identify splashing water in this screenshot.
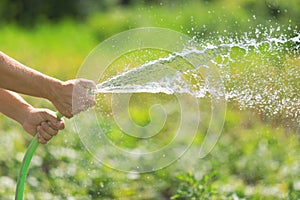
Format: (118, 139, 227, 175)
(95, 28, 300, 126)
(73, 26, 300, 173)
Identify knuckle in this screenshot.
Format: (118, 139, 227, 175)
(44, 134, 51, 140)
(41, 122, 48, 128)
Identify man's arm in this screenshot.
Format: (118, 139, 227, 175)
(0, 51, 61, 101)
(0, 51, 95, 118)
(0, 88, 64, 144)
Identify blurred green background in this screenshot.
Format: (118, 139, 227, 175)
(0, 0, 299, 199)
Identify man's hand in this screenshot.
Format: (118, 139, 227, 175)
(50, 79, 96, 118)
(0, 52, 96, 119)
(22, 108, 65, 144)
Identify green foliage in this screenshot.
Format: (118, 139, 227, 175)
(0, 1, 299, 199)
(171, 171, 219, 200)
(1, 0, 300, 30)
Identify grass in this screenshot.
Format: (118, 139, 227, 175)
(0, 1, 299, 199)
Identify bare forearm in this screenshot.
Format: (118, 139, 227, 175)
(0, 51, 62, 100)
(0, 88, 32, 125)
(0, 51, 96, 118)
(0, 88, 65, 142)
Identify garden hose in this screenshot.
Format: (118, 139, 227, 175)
(15, 112, 63, 200)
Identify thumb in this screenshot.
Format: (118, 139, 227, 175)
(78, 79, 96, 89)
(40, 109, 65, 130)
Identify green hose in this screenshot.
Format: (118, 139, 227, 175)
(15, 112, 63, 200)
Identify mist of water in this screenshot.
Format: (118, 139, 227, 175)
(94, 27, 300, 125)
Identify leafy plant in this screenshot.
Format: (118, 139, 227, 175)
(171, 171, 219, 200)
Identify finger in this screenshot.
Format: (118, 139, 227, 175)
(37, 126, 48, 144)
(82, 93, 96, 108)
(87, 92, 96, 103)
(63, 111, 73, 119)
(38, 135, 47, 144)
(41, 122, 59, 136)
(46, 120, 65, 130)
(38, 122, 59, 144)
(38, 125, 53, 141)
(41, 111, 66, 128)
(79, 79, 96, 89)
(40, 111, 62, 128)
(90, 95, 96, 104)
(59, 108, 73, 119)
(57, 119, 65, 130)
(73, 101, 93, 115)
(72, 98, 94, 115)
